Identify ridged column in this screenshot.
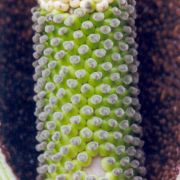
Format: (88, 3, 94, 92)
(32, 0, 146, 179)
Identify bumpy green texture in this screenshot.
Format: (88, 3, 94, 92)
(32, 0, 146, 179)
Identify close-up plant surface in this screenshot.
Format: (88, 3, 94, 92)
(32, 0, 146, 179)
(0, 0, 179, 180)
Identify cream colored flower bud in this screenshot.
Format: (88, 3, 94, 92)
(70, 0, 81, 8)
(96, 0, 109, 12)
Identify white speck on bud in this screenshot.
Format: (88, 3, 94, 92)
(100, 25, 111, 34)
(90, 95, 102, 104)
(114, 31, 123, 40)
(43, 47, 53, 56)
(94, 49, 106, 58)
(42, 69, 50, 78)
(62, 103, 73, 113)
(56, 174, 66, 180)
(112, 7, 121, 16)
(52, 132, 61, 141)
(101, 62, 112, 71)
(80, 128, 93, 138)
(105, 143, 115, 152)
(82, 21, 94, 29)
(112, 168, 123, 176)
(64, 161, 74, 171)
(70, 55, 81, 64)
(64, 16, 75, 26)
(46, 121, 56, 130)
(51, 152, 62, 161)
(92, 117, 102, 126)
(70, 116, 81, 124)
(53, 75, 63, 83)
(73, 30, 84, 39)
(53, 112, 63, 121)
(70, 0, 80, 8)
(73, 171, 83, 180)
(53, 14, 65, 23)
(77, 152, 88, 162)
(60, 146, 70, 155)
(75, 69, 86, 79)
(81, 106, 94, 115)
(50, 38, 61, 46)
(110, 18, 120, 27)
(58, 27, 68, 35)
(103, 39, 113, 50)
(99, 107, 110, 116)
(66, 79, 78, 88)
(48, 61, 57, 69)
(118, 64, 128, 72)
(37, 164, 48, 174)
(110, 73, 120, 81)
(48, 164, 56, 173)
(55, 50, 66, 60)
(116, 145, 125, 155)
(119, 120, 129, 130)
(74, 8, 86, 17)
(63, 41, 74, 51)
(80, 0, 95, 12)
(81, 83, 91, 93)
(71, 94, 81, 104)
(96, 0, 108, 12)
(92, 12, 104, 21)
(45, 82, 55, 91)
(47, 141, 55, 150)
(78, 44, 89, 55)
(71, 136, 82, 145)
(120, 156, 130, 166)
(100, 84, 111, 94)
(90, 72, 103, 80)
(87, 141, 99, 150)
(56, 88, 66, 98)
(115, 108, 124, 117)
(45, 25, 54, 33)
(87, 58, 97, 68)
(61, 125, 72, 135)
(116, 85, 126, 95)
(111, 53, 121, 61)
(97, 130, 109, 140)
(108, 94, 118, 104)
(88, 34, 100, 43)
(108, 119, 118, 128)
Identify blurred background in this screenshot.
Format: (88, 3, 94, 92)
(0, 0, 179, 180)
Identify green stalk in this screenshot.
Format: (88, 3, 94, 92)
(32, 0, 146, 179)
(0, 148, 17, 180)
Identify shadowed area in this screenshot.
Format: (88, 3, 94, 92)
(0, 0, 38, 179)
(136, 0, 180, 179)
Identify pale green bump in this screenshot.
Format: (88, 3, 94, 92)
(32, 0, 146, 179)
(0, 149, 17, 180)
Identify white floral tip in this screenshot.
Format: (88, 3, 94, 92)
(176, 170, 180, 180)
(0, 148, 17, 180)
(177, 176, 180, 180)
(38, 0, 114, 12)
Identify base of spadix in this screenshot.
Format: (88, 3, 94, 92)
(0, 148, 17, 180)
(84, 156, 105, 177)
